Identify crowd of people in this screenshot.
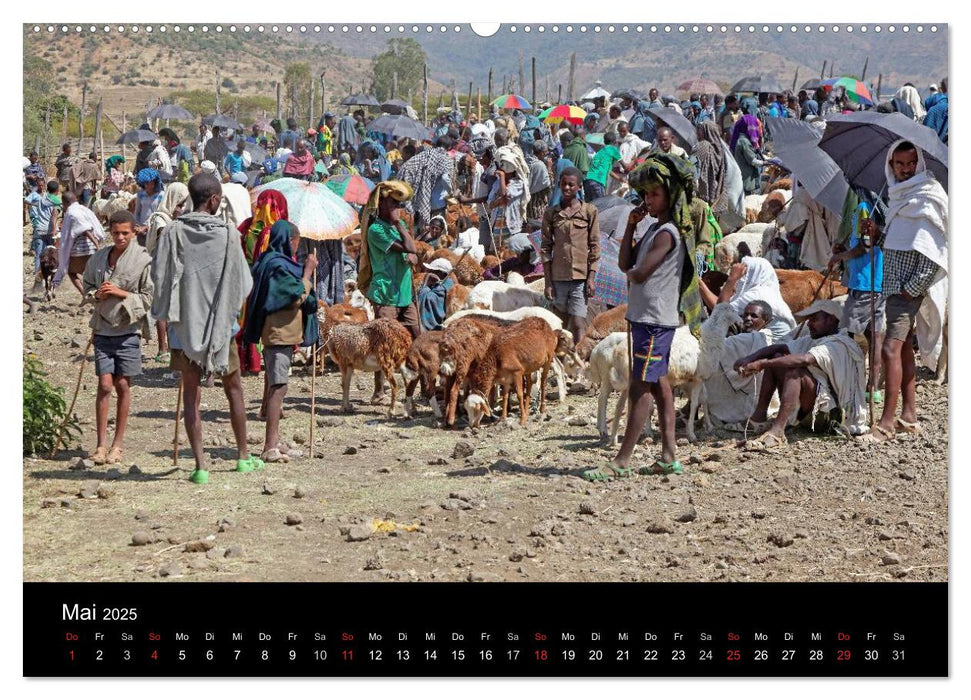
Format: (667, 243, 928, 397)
(22, 74, 949, 482)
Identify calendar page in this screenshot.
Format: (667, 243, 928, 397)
(20, 18, 948, 678)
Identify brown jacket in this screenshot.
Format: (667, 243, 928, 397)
(540, 201, 601, 281)
(262, 278, 312, 346)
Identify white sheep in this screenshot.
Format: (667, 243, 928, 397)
(466, 280, 547, 311)
(714, 225, 772, 272)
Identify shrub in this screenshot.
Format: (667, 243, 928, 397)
(23, 353, 81, 456)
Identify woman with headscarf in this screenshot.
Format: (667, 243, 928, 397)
(700, 256, 796, 341)
(102, 155, 125, 196)
(242, 220, 319, 460)
(730, 115, 764, 195)
(367, 141, 392, 183)
(144, 182, 191, 362)
(134, 168, 164, 247)
(236, 190, 290, 373)
(331, 151, 359, 177)
(895, 85, 927, 122)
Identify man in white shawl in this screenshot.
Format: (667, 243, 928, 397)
(862, 140, 947, 442)
(151, 172, 262, 484)
(53, 191, 106, 296)
(734, 298, 869, 450)
(780, 180, 842, 272)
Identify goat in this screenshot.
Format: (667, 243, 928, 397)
(39, 247, 59, 301)
(325, 318, 412, 418)
(576, 304, 629, 361)
(438, 317, 507, 427)
(401, 330, 445, 418)
(775, 269, 848, 314)
(463, 317, 568, 427)
(445, 282, 471, 318)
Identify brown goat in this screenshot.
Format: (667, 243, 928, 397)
(437, 316, 511, 427)
(427, 248, 484, 286)
(325, 318, 412, 418)
(445, 281, 471, 317)
(464, 317, 564, 427)
(480, 254, 501, 270)
(576, 304, 629, 361)
(775, 269, 848, 314)
(401, 330, 445, 417)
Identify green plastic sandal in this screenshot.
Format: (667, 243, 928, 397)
(189, 469, 209, 484)
(235, 455, 266, 473)
(638, 460, 683, 476)
(581, 464, 634, 482)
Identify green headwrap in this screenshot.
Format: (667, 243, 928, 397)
(629, 153, 707, 336)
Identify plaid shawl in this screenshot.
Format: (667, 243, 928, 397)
(398, 147, 455, 225)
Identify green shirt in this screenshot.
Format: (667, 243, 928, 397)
(562, 141, 592, 175)
(585, 145, 622, 187)
(366, 218, 413, 307)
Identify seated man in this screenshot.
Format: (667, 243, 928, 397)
(733, 298, 868, 449)
(703, 301, 774, 428)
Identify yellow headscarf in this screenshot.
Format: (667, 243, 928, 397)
(357, 180, 414, 295)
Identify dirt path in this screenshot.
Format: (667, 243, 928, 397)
(21, 231, 948, 584)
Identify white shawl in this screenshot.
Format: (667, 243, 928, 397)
(795, 331, 869, 435)
(704, 329, 772, 424)
(53, 202, 105, 286)
(729, 257, 797, 331)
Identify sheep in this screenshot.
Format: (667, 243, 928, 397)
(584, 325, 706, 443)
(438, 317, 507, 427)
(91, 191, 135, 225)
(401, 330, 445, 418)
(463, 317, 570, 427)
(714, 225, 771, 272)
(325, 318, 412, 418)
(576, 304, 629, 361)
(743, 193, 767, 224)
(466, 280, 547, 311)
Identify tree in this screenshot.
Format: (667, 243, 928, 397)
(283, 62, 312, 121)
(371, 38, 426, 102)
(23, 55, 57, 150)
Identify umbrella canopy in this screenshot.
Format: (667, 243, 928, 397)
(645, 107, 699, 149)
(146, 103, 195, 121)
(538, 104, 587, 125)
(586, 201, 657, 306)
(366, 114, 431, 142)
(380, 99, 411, 114)
(818, 112, 948, 193)
(729, 76, 786, 95)
(203, 114, 244, 130)
(252, 177, 359, 241)
(252, 119, 276, 135)
(491, 94, 532, 110)
(243, 142, 267, 165)
(765, 117, 849, 215)
(800, 79, 827, 91)
(677, 78, 721, 95)
(831, 77, 873, 105)
(342, 93, 380, 107)
(611, 88, 644, 101)
(325, 173, 375, 205)
(203, 138, 267, 165)
(115, 129, 157, 145)
(580, 84, 612, 101)
(584, 133, 605, 148)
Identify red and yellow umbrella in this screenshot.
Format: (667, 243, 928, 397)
(538, 104, 587, 125)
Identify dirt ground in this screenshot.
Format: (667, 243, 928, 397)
(21, 227, 949, 584)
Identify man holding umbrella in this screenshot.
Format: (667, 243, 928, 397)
(862, 140, 948, 442)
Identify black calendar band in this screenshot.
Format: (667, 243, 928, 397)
(24, 582, 947, 677)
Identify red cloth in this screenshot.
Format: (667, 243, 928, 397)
(283, 151, 315, 176)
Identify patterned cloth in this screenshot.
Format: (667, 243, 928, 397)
(593, 234, 628, 308)
(881, 249, 940, 298)
(398, 148, 455, 228)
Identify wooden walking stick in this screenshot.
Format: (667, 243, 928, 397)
(173, 378, 183, 465)
(865, 208, 877, 426)
(50, 335, 93, 459)
(310, 261, 318, 460)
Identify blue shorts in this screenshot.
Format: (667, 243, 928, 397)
(630, 322, 676, 384)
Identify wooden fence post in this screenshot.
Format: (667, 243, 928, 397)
(422, 63, 428, 125)
(531, 57, 537, 106)
(568, 53, 576, 102)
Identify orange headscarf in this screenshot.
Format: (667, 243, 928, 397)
(239, 190, 289, 264)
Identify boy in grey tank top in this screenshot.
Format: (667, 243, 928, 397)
(583, 157, 688, 481)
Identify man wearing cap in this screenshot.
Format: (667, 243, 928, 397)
(733, 298, 869, 449)
(924, 83, 942, 112)
(417, 258, 454, 332)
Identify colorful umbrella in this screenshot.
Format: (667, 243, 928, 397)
(831, 77, 873, 105)
(538, 104, 587, 125)
(677, 78, 721, 95)
(325, 173, 375, 205)
(491, 94, 532, 110)
(251, 177, 359, 241)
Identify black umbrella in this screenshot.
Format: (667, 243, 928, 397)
(243, 142, 267, 165)
(611, 88, 644, 101)
(381, 99, 411, 114)
(765, 117, 848, 215)
(818, 112, 948, 193)
(147, 103, 195, 121)
(729, 76, 786, 95)
(342, 93, 380, 107)
(115, 129, 157, 146)
(366, 114, 431, 142)
(800, 79, 826, 92)
(203, 114, 244, 130)
(645, 107, 698, 148)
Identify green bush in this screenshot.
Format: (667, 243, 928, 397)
(23, 353, 81, 457)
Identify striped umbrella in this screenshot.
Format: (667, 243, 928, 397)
(325, 173, 375, 206)
(538, 104, 587, 125)
(251, 177, 359, 241)
(677, 78, 721, 95)
(832, 77, 874, 105)
(491, 94, 532, 110)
